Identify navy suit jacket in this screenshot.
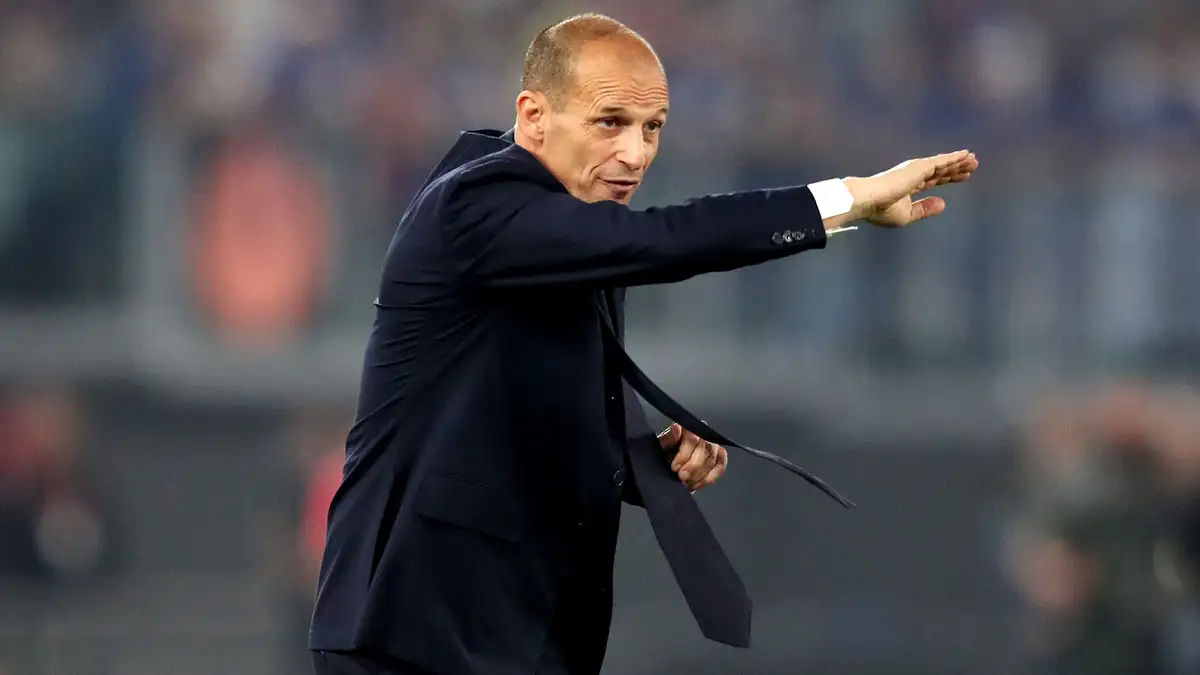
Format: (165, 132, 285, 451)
(309, 129, 828, 675)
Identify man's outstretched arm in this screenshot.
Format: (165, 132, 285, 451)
(443, 150, 977, 290)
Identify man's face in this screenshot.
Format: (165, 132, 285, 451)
(534, 40, 668, 204)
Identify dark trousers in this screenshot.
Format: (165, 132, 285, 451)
(312, 644, 571, 675)
(312, 578, 595, 675)
(312, 649, 433, 675)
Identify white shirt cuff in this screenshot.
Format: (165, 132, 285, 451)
(807, 178, 854, 218)
(807, 178, 858, 237)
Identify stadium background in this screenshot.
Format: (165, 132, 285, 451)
(2, 0, 1199, 673)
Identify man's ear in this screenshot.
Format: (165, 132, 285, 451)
(515, 91, 548, 142)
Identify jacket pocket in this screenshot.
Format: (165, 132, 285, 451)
(414, 471, 523, 543)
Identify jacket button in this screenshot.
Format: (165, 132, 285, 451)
(612, 469, 625, 487)
(771, 232, 785, 245)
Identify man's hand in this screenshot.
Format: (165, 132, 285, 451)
(658, 423, 728, 492)
(843, 150, 978, 228)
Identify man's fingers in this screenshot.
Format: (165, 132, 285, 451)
(670, 431, 701, 473)
(923, 150, 973, 176)
(951, 156, 978, 182)
(890, 150, 966, 176)
(937, 155, 977, 181)
(934, 149, 971, 167)
(910, 196, 946, 222)
(941, 154, 978, 178)
(915, 153, 976, 193)
(867, 150, 975, 224)
(664, 428, 730, 489)
(693, 446, 728, 490)
(941, 170, 972, 186)
(926, 171, 969, 190)
(679, 440, 717, 486)
(658, 423, 682, 449)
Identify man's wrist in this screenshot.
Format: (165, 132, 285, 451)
(840, 176, 875, 221)
(809, 177, 867, 231)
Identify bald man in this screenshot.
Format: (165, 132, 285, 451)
(309, 13, 977, 675)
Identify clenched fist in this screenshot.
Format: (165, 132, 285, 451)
(658, 423, 728, 492)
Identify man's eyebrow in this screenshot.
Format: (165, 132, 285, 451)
(594, 105, 670, 115)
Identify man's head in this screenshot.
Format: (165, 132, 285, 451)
(514, 14, 668, 204)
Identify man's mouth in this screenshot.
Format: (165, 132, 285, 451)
(601, 178, 639, 189)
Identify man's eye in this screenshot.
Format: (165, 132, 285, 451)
(598, 117, 619, 128)
(646, 121, 663, 132)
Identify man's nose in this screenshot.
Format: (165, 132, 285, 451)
(614, 130, 647, 171)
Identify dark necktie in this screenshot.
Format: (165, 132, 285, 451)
(594, 294, 853, 648)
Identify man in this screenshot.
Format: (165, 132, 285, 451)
(309, 12, 977, 675)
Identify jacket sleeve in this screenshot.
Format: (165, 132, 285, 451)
(440, 164, 828, 289)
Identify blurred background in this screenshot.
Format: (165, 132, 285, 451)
(1, 0, 1199, 673)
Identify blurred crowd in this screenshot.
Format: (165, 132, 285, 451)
(0, 0, 1198, 673)
(2, 0, 1200, 359)
(0, 385, 119, 674)
(0, 386, 117, 585)
(1005, 381, 1200, 675)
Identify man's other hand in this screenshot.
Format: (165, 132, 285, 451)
(658, 423, 728, 492)
(844, 150, 978, 228)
